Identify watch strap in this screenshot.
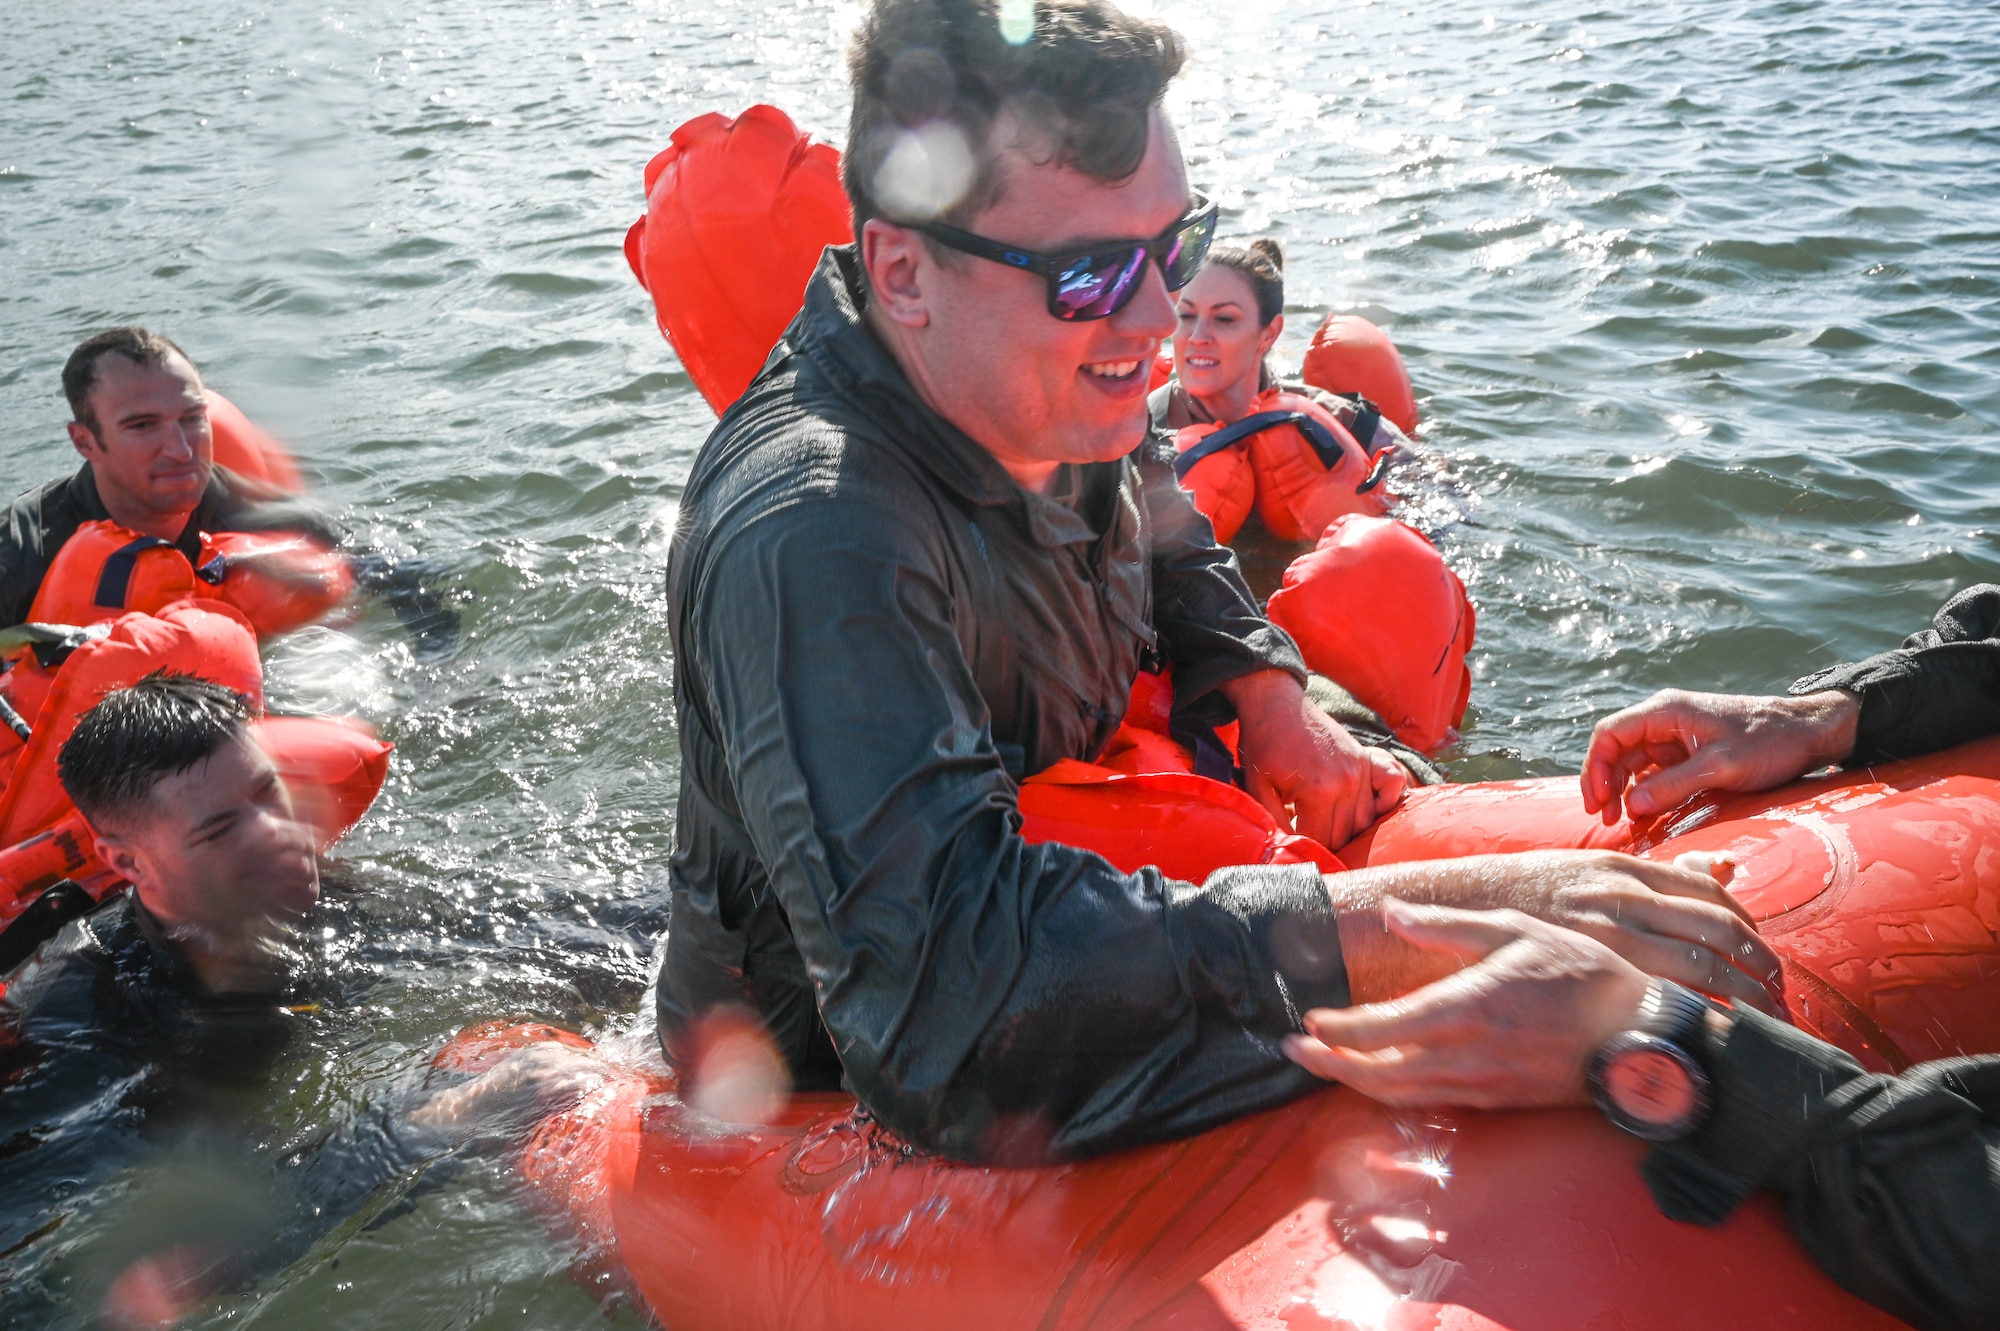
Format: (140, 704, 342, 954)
(1636, 979, 1712, 1060)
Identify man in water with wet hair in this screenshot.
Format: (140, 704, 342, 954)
(656, 0, 1774, 1166)
(0, 673, 601, 1320)
(1285, 585, 2000, 1331)
(0, 327, 345, 630)
(13, 671, 323, 1012)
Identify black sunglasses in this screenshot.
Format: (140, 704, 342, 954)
(909, 191, 1219, 322)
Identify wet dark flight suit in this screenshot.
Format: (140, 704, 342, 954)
(0, 461, 345, 629)
(658, 246, 1352, 1164)
(0, 891, 433, 1319)
(1643, 584, 2000, 1331)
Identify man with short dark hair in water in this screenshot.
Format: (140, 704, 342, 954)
(655, 0, 1773, 1166)
(0, 674, 599, 1320)
(0, 327, 345, 630)
(9, 672, 325, 1028)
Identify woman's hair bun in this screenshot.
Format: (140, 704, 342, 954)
(1248, 237, 1284, 272)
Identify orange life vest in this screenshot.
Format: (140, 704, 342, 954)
(1169, 390, 1388, 547)
(626, 105, 852, 414)
(1018, 758, 1342, 881)
(0, 601, 390, 935)
(19, 519, 351, 643)
(1241, 389, 1389, 544)
(0, 600, 265, 852)
(199, 529, 355, 638)
(1300, 312, 1419, 438)
(1264, 514, 1474, 755)
(23, 520, 208, 631)
(1169, 422, 1256, 543)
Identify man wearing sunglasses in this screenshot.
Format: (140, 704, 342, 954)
(654, 0, 1771, 1165)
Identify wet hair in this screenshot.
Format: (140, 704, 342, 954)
(844, 0, 1187, 234)
(1203, 237, 1285, 327)
(62, 326, 194, 434)
(58, 673, 254, 826)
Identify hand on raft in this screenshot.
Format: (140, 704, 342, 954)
(1286, 899, 1655, 1108)
(1223, 668, 1408, 849)
(407, 1041, 609, 1142)
(1582, 687, 1861, 823)
(1331, 849, 1780, 1014)
(1295, 851, 1770, 1105)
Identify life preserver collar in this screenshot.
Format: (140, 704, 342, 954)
(92, 535, 183, 611)
(1172, 408, 1353, 481)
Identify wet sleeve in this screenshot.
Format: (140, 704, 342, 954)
(1642, 1008, 2000, 1331)
(688, 495, 1343, 1163)
(1790, 584, 2000, 764)
(0, 489, 51, 630)
(1135, 444, 1307, 706)
(209, 468, 351, 548)
(145, 1079, 462, 1292)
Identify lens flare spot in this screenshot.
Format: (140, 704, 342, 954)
(686, 1007, 792, 1128)
(874, 121, 976, 223)
(998, 0, 1035, 45)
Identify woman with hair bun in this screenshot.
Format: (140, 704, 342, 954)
(1151, 244, 1466, 779)
(1154, 238, 1289, 430)
(1150, 238, 1402, 546)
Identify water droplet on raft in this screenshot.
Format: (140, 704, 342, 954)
(873, 122, 976, 223)
(686, 1007, 791, 1128)
(997, 0, 1034, 44)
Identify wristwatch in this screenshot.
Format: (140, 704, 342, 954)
(1587, 979, 1714, 1141)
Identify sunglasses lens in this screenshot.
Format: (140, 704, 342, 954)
(1052, 246, 1150, 321)
(1160, 207, 1216, 291)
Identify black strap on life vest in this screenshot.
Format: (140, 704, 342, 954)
(93, 536, 179, 609)
(1344, 396, 1384, 453)
(1171, 409, 1350, 481)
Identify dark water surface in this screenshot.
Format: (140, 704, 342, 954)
(1, 0, 1996, 1325)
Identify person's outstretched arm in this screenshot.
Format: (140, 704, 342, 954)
(1583, 584, 2000, 823)
(1791, 582, 2000, 765)
(1285, 903, 2000, 1331)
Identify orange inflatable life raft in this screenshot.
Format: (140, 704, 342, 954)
(0, 600, 390, 936)
(627, 104, 853, 415)
(1266, 514, 1476, 755)
(1301, 313, 1419, 439)
(461, 735, 2000, 1331)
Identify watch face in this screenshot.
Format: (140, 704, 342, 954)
(1604, 1046, 1698, 1128)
